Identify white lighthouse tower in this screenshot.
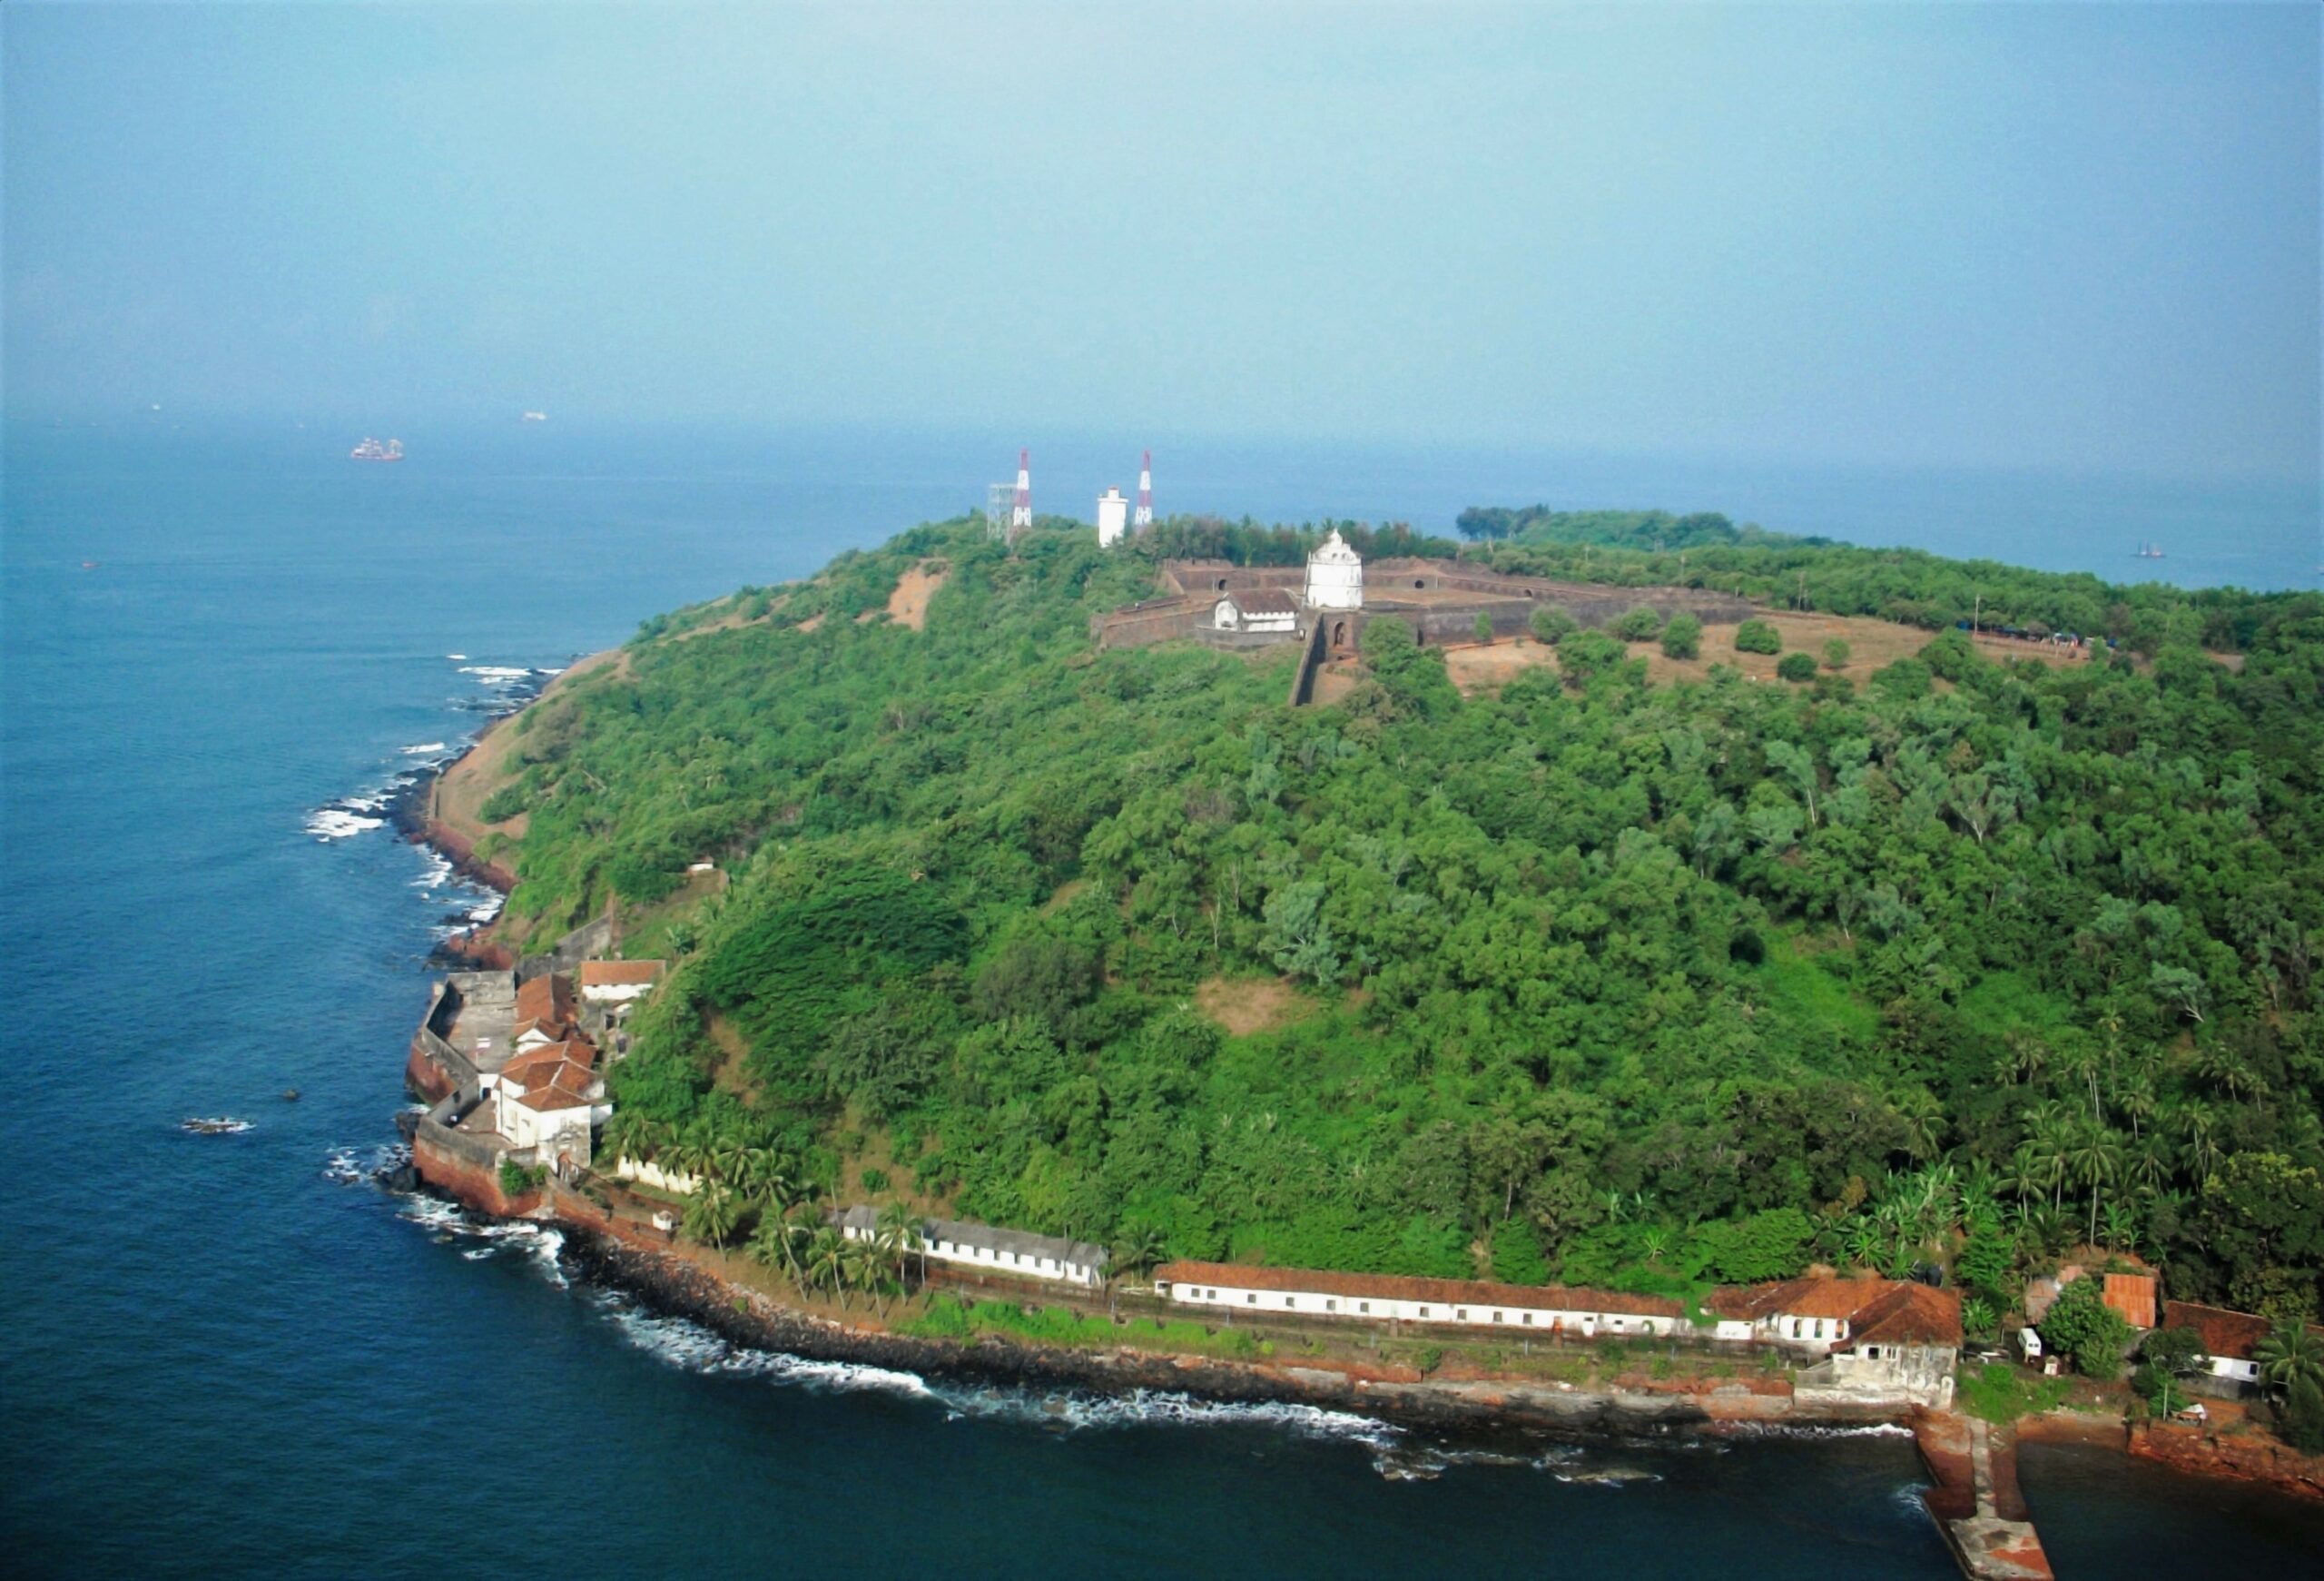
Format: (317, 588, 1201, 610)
(1134, 450, 1154, 529)
(1097, 488, 1129, 548)
(1303, 529, 1364, 610)
(1010, 449, 1033, 532)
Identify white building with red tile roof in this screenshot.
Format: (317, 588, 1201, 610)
(578, 958, 665, 1004)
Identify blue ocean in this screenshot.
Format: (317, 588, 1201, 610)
(4, 420, 2319, 1577)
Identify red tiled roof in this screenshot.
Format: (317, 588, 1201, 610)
(1154, 1260, 1683, 1319)
(507, 1049, 598, 1112)
(1705, 1277, 1961, 1347)
(1842, 1282, 1964, 1349)
(579, 959, 664, 986)
(501, 1038, 596, 1089)
(1709, 1276, 1894, 1323)
(2162, 1300, 2273, 1360)
(2102, 1273, 2158, 1329)
(515, 972, 575, 1028)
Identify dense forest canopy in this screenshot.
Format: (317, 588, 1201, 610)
(482, 510, 2324, 1330)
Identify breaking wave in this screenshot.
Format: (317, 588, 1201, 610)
(323, 1141, 409, 1183)
(306, 806, 385, 840)
(397, 1195, 568, 1288)
(400, 742, 449, 756)
(458, 665, 535, 684)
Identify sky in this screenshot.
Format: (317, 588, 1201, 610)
(5, 2, 2318, 486)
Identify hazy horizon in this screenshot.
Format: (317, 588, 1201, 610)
(6, 3, 2319, 493)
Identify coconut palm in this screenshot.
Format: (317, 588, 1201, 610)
(804, 1228, 850, 1309)
(684, 1183, 743, 1248)
(2064, 1122, 2122, 1249)
(2254, 1319, 2324, 1401)
(2177, 1102, 2222, 1183)
(1115, 1221, 1169, 1284)
(749, 1213, 805, 1283)
(707, 1130, 753, 1186)
(1892, 1090, 1945, 1162)
(877, 1201, 926, 1290)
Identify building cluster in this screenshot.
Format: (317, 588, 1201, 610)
(1153, 1260, 1961, 1403)
(2017, 1260, 2321, 1399)
(407, 923, 665, 1189)
(1094, 533, 1753, 662)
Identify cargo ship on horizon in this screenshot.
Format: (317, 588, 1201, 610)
(350, 437, 404, 462)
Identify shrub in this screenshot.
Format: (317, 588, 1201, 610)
(497, 1160, 547, 1197)
(1613, 608, 1664, 642)
(1659, 610, 1702, 660)
(2039, 1277, 2133, 1381)
(1734, 618, 1782, 655)
(860, 1167, 890, 1194)
(2284, 1375, 2324, 1454)
(1555, 630, 1630, 690)
(1776, 651, 1817, 683)
(1472, 611, 1494, 646)
(1822, 637, 1851, 671)
(479, 785, 528, 824)
(1529, 608, 1578, 646)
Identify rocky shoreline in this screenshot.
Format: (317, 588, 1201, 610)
(551, 1218, 1778, 1441)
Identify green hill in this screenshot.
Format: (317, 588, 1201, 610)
(474, 513, 2324, 1319)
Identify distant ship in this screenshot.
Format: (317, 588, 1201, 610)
(350, 438, 404, 461)
(521, 410, 547, 423)
(2134, 542, 2164, 558)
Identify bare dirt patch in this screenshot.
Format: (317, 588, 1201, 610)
(1195, 975, 1313, 1037)
(1310, 665, 1361, 707)
(885, 559, 948, 630)
(795, 612, 826, 634)
(431, 647, 628, 843)
(1442, 611, 2118, 696)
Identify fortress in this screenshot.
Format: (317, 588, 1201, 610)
(1093, 529, 1755, 664)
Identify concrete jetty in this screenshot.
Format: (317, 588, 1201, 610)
(1915, 1411, 2053, 1581)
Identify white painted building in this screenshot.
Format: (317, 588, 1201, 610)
(494, 1037, 606, 1171)
(1211, 588, 1300, 633)
(578, 958, 665, 1005)
(1153, 1260, 1683, 1336)
(1097, 488, 1130, 548)
(1302, 529, 1364, 610)
(834, 1207, 1108, 1289)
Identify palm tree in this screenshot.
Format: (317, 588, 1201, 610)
(1115, 1222, 1169, 1284)
(2177, 1102, 2222, 1183)
(1843, 1215, 1883, 1270)
(877, 1201, 926, 1290)
(2254, 1319, 2324, 1401)
(804, 1228, 850, 1309)
(684, 1183, 742, 1248)
(749, 1213, 804, 1282)
(2064, 1123, 2122, 1249)
(1892, 1090, 1945, 1162)
(707, 1130, 752, 1187)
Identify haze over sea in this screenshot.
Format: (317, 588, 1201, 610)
(5, 422, 2320, 1578)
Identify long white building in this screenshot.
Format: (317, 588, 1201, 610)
(1154, 1260, 1684, 1337)
(834, 1207, 1108, 1289)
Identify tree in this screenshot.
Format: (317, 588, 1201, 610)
(1660, 610, 1701, 659)
(2285, 1375, 2324, 1454)
(2255, 1319, 2324, 1400)
(2038, 1276, 2133, 1381)
(1472, 610, 1495, 646)
(684, 1184, 743, 1248)
(1115, 1221, 1169, 1283)
(1822, 637, 1851, 671)
(1613, 607, 1663, 642)
(2136, 1325, 2206, 1417)
(1777, 651, 1817, 683)
(1734, 618, 1782, 655)
(1529, 607, 1577, 646)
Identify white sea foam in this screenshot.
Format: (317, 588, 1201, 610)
(458, 665, 534, 684)
(322, 1141, 409, 1183)
(1725, 1420, 1914, 1441)
(412, 850, 455, 891)
(306, 808, 386, 840)
(401, 742, 449, 756)
(394, 1195, 569, 1285)
(932, 1384, 1400, 1448)
(181, 1116, 252, 1135)
(446, 654, 468, 661)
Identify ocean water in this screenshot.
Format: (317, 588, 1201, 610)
(4, 422, 2319, 1578)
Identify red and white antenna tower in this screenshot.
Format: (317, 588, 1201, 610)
(1010, 448, 1033, 531)
(1134, 450, 1153, 529)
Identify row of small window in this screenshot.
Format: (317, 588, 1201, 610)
(1189, 1290, 1656, 1330)
(1786, 1318, 1835, 1339)
(933, 1240, 1078, 1275)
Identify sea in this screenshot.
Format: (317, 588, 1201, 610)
(4, 419, 2319, 1578)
